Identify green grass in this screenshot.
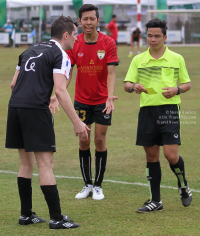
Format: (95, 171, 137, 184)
(0, 45, 199, 235)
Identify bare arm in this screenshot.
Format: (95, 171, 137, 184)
(53, 73, 89, 138)
(49, 67, 74, 113)
(124, 82, 135, 93)
(107, 65, 116, 97)
(102, 65, 118, 114)
(11, 69, 20, 90)
(66, 67, 73, 88)
(162, 82, 192, 99)
(124, 81, 147, 94)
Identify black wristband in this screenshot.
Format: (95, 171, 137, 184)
(176, 87, 182, 95)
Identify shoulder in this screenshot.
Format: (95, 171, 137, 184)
(99, 32, 115, 44)
(75, 33, 84, 44)
(130, 51, 149, 67)
(134, 50, 148, 61)
(167, 48, 184, 61)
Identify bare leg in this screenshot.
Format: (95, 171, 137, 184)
(35, 151, 56, 185)
(18, 149, 35, 178)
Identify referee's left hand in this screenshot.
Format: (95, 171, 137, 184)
(102, 96, 118, 115)
(162, 87, 178, 99)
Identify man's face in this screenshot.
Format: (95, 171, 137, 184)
(66, 26, 77, 50)
(147, 28, 167, 51)
(79, 10, 100, 34)
(113, 17, 117, 23)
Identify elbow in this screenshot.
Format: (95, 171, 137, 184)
(55, 88, 64, 99)
(124, 83, 127, 92)
(124, 83, 129, 92)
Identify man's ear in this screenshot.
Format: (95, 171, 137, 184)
(64, 31, 69, 40)
(78, 18, 81, 25)
(97, 18, 100, 25)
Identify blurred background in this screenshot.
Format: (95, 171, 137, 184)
(0, 0, 200, 46)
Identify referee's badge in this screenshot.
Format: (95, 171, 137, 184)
(97, 50, 105, 60)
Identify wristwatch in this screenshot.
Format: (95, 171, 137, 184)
(176, 87, 182, 95)
(128, 83, 135, 93)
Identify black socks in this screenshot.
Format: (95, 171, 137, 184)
(79, 149, 107, 187)
(146, 161, 161, 202)
(41, 185, 62, 221)
(79, 149, 92, 185)
(170, 156, 187, 188)
(94, 150, 107, 187)
(17, 177, 32, 217)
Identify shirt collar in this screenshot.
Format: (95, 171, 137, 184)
(50, 39, 63, 51)
(146, 45, 169, 63)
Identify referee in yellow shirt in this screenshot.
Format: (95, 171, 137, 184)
(124, 19, 192, 213)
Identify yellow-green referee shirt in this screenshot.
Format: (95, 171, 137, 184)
(124, 46, 190, 107)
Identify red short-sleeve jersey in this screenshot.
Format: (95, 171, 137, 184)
(107, 20, 118, 41)
(67, 32, 118, 105)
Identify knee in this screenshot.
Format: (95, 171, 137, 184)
(146, 154, 159, 162)
(20, 162, 34, 172)
(164, 151, 178, 164)
(38, 158, 54, 170)
(94, 136, 105, 149)
(79, 137, 90, 150)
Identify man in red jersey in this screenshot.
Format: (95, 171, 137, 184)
(50, 4, 118, 200)
(106, 15, 118, 43)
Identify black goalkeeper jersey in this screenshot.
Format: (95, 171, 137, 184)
(9, 40, 71, 109)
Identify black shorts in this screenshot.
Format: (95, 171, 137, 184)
(136, 105, 181, 146)
(5, 107, 56, 152)
(74, 100, 112, 126)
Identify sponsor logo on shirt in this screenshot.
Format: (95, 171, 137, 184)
(78, 53, 84, 57)
(174, 134, 178, 138)
(80, 65, 103, 75)
(97, 50, 105, 60)
(25, 53, 43, 72)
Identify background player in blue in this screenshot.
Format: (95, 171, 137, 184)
(6, 16, 89, 230)
(3, 19, 13, 47)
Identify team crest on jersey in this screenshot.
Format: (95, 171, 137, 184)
(97, 50, 105, 60)
(89, 60, 94, 64)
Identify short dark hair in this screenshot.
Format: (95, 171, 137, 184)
(79, 4, 99, 19)
(51, 15, 78, 40)
(145, 18, 168, 36)
(112, 15, 117, 18)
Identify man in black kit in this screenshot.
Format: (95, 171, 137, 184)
(5, 16, 89, 230)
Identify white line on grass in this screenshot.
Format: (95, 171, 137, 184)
(1, 170, 200, 193)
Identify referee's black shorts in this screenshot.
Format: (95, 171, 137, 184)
(136, 104, 181, 147)
(5, 107, 56, 152)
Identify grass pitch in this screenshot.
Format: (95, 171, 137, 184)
(0, 45, 199, 236)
